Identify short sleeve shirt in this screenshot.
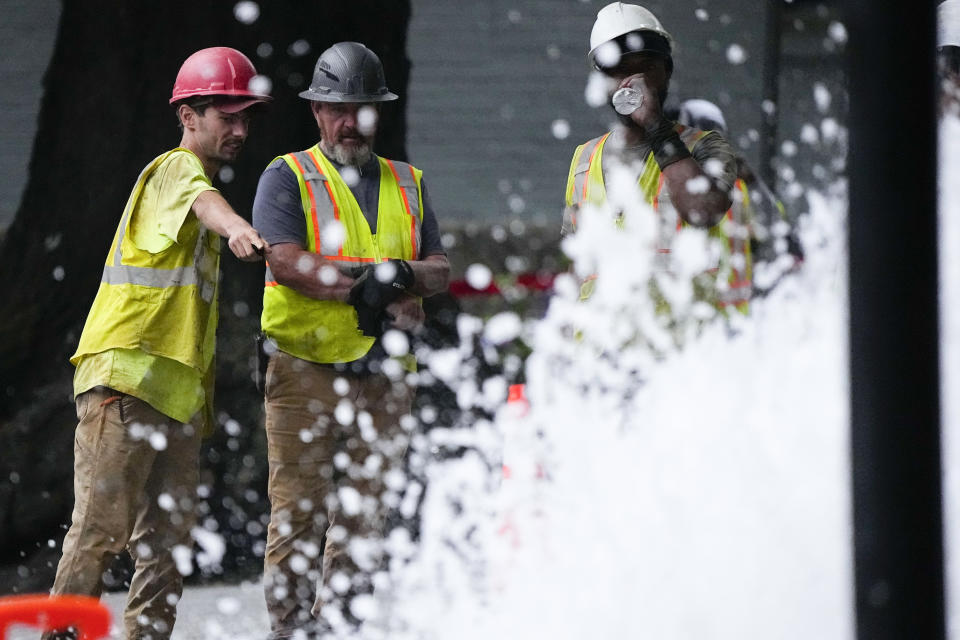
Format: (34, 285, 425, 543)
(129, 150, 217, 253)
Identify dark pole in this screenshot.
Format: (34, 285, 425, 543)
(760, 0, 781, 193)
(846, 0, 944, 637)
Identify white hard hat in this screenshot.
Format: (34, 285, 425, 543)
(677, 99, 728, 135)
(589, 2, 674, 65)
(940, 0, 960, 47)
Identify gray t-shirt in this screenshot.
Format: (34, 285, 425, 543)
(252, 151, 445, 256)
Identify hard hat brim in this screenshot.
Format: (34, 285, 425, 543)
(589, 31, 672, 68)
(297, 89, 399, 102)
(169, 90, 273, 106)
(215, 96, 272, 113)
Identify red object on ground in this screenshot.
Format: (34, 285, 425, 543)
(502, 383, 529, 479)
(0, 594, 110, 640)
(447, 270, 557, 298)
(507, 383, 527, 406)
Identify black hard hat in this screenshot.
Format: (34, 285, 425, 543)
(299, 42, 398, 103)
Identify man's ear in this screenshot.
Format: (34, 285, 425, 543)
(310, 101, 323, 122)
(178, 103, 196, 129)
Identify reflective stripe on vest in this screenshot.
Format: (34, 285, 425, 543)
(569, 133, 610, 211)
(102, 203, 215, 302)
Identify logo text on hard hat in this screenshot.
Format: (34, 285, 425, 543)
(319, 68, 340, 82)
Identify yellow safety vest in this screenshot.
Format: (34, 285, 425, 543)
(564, 125, 751, 313)
(71, 148, 220, 372)
(261, 145, 423, 364)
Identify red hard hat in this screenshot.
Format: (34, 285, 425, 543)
(170, 47, 271, 111)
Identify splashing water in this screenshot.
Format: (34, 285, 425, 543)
(383, 134, 855, 638)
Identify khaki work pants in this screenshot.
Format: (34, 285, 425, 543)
(263, 350, 412, 638)
(45, 388, 201, 640)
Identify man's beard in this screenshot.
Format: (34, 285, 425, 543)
(322, 139, 372, 166)
(217, 141, 243, 163)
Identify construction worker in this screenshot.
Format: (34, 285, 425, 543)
(251, 42, 449, 638)
(563, 3, 743, 315)
(941, 0, 960, 113)
(674, 98, 804, 287)
(43, 47, 269, 640)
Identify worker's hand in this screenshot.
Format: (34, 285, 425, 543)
(227, 226, 268, 262)
(385, 295, 425, 331)
(619, 74, 665, 131)
(346, 260, 415, 311)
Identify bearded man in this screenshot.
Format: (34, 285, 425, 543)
(251, 41, 449, 639)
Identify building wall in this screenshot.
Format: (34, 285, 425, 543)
(0, 0, 60, 231)
(405, 0, 775, 226)
(775, 2, 847, 208)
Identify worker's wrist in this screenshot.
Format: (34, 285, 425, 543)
(646, 119, 691, 171)
(390, 259, 415, 287)
(223, 218, 250, 238)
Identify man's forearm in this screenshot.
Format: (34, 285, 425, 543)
(268, 243, 354, 301)
(193, 190, 253, 238)
(407, 254, 450, 297)
(269, 244, 449, 301)
(194, 190, 265, 261)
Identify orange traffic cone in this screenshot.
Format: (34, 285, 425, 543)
(0, 594, 110, 640)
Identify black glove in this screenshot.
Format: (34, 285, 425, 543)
(347, 260, 415, 337)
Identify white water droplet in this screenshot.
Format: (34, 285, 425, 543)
(288, 39, 311, 57)
(813, 82, 832, 113)
(827, 21, 848, 44)
(551, 119, 571, 140)
(335, 399, 355, 425)
(357, 105, 378, 136)
(248, 74, 272, 97)
(216, 597, 241, 615)
(233, 1, 260, 24)
(726, 43, 747, 64)
(172, 544, 193, 576)
(465, 263, 493, 290)
(338, 486, 362, 516)
(149, 432, 168, 451)
(593, 41, 620, 69)
(585, 71, 611, 108)
(321, 220, 345, 250)
(383, 330, 410, 357)
(158, 493, 176, 511)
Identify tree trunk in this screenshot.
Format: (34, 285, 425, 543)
(0, 0, 411, 592)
